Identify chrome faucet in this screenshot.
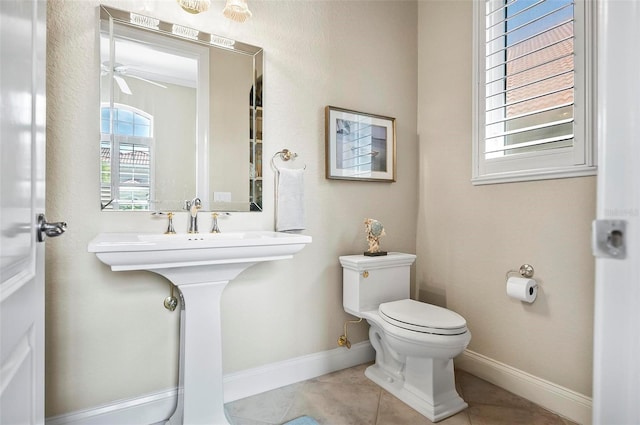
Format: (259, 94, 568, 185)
(184, 197, 202, 233)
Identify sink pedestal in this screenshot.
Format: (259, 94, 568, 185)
(87, 231, 312, 425)
(167, 280, 229, 424)
(154, 264, 257, 425)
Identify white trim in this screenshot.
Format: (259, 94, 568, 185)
(44, 389, 177, 425)
(223, 339, 374, 402)
(455, 349, 592, 425)
(592, 1, 640, 421)
(472, 0, 597, 185)
(471, 164, 596, 185)
(45, 342, 375, 425)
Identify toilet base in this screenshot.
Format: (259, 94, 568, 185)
(365, 362, 468, 422)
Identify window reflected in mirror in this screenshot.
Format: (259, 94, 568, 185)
(99, 5, 263, 212)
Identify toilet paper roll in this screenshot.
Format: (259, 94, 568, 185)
(506, 277, 537, 303)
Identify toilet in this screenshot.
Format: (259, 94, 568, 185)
(340, 252, 471, 422)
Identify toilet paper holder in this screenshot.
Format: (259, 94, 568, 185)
(505, 264, 536, 281)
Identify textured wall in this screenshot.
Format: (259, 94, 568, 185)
(416, 1, 595, 397)
(46, 0, 595, 417)
(45, 0, 418, 416)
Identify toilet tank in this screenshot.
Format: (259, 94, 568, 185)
(339, 252, 416, 316)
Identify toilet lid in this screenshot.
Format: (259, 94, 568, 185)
(379, 299, 467, 335)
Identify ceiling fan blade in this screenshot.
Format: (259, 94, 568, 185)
(114, 75, 132, 95)
(127, 74, 168, 89)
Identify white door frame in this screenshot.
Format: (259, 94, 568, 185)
(592, 1, 640, 423)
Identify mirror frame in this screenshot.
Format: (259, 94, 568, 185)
(99, 5, 264, 212)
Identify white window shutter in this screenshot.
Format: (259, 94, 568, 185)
(473, 0, 596, 184)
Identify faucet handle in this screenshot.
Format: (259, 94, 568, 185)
(210, 212, 231, 233)
(150, 211, 177, 234)
(211, 213, 221, 233)
(165, 212, 176, 234)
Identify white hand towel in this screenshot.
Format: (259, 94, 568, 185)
(276, 168, 305, 231)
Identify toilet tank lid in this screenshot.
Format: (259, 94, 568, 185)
(339, 252, 416, 271)
(379, 299, 467, 331)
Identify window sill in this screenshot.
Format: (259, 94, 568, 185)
(471, 165, 597, 185)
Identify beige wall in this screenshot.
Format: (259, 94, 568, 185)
(45, 0, 418, 417)
(45, 0, 596, 418)
(416, 1, 595, 397)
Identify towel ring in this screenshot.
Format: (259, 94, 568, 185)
(271, 148, 306, 171)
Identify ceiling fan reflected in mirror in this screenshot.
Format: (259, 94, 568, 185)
(101, 62, 167, 95)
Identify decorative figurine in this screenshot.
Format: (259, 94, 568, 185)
(364, 218, 387, 256)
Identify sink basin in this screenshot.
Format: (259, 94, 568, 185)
(138, 232, 248, 242)
(88, 231, 311, 424)
(89, 231, 312, 274)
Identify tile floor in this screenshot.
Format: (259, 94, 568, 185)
(225, 363, 578, 425)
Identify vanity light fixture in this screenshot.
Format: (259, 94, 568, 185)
(210, 35, 235, 48)
(172, 24, 200, 40)
(130, 13, 159, 30)
(176, 0, 211, 14)
(222, 0, 252, 23)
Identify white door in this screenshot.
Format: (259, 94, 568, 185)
(0, 1, 54, 424)
(592, 1, 640, 423)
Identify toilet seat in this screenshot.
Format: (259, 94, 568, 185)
(379, 299, 467, 336)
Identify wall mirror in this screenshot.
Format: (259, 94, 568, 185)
(99, 5, 263, 213)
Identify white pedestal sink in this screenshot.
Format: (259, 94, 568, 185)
(88, 231, 312, 424)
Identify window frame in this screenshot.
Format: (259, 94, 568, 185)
(100, 103, 155, 211)
(472, 0, 597, 185)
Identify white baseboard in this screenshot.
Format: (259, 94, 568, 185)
(455, 349, 592, 425)
(45, 388, 179, 425)
(46, 341, 375, 425)
(223, 339, 375, 403)
(47, 344, 591, 425)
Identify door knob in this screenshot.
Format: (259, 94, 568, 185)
(37, 213, 67, 242)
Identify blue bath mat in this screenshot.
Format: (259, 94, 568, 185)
(282, 416, 319, 425)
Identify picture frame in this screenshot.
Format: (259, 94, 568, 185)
(325, 106, 396, 182)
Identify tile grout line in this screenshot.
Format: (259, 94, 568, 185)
(456, 371, 474, 425)
(277, 380, 307, 424)
(373, 387, 383, 425)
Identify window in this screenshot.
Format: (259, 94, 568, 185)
(473, 0, 596, 184)
(101, 104, 154, 210)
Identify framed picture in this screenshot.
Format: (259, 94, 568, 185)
(325, 106, 396, 182)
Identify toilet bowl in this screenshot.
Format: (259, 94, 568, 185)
(340, 253, 471, 422)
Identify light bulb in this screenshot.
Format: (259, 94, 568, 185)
(222, 0, 252, 23)
(176, 0, 211, 14)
